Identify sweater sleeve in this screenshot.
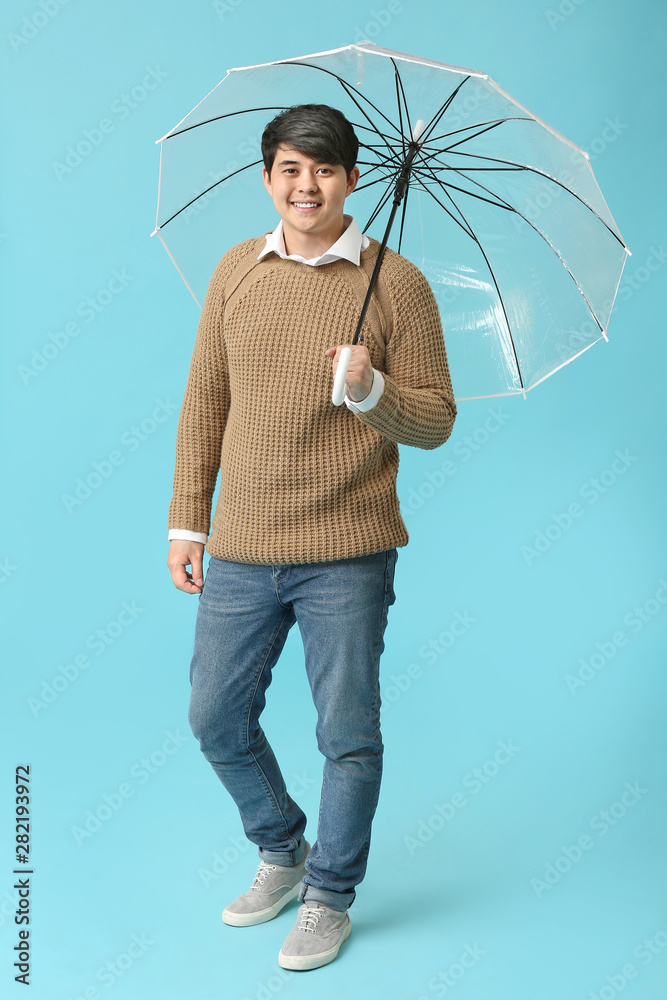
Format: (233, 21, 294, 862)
(167, 251, 239, 536)
(351, 252, 457, 450)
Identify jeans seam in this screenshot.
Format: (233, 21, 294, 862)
(372, 548, 395, 727)
(243, 606, 296, 846)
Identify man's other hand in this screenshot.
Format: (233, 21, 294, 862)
(168, 539, 205, 594)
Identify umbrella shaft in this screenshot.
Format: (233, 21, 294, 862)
(393, 141, 420, 205)
(352, 142, 420, 346)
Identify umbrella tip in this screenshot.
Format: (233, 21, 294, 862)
(412, 120, 426, 142)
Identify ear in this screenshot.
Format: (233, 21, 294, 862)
(262, 165, 272, 195)
(346, 165, 360, 196)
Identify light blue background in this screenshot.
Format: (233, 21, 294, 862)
(2, 1, 665, 998)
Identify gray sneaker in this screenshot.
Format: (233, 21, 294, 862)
(278, 902, 352, 971)
(222, 841, 311, 927)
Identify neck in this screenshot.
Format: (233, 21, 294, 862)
(282, 219, 347, 259)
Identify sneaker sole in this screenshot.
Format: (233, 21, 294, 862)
(222, 881, 302, 927)
(277, 914, 352, 971)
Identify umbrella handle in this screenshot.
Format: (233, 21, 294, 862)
(331, 346, 352, 406)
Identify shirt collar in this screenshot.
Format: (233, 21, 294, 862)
(257, 215, 370, 267)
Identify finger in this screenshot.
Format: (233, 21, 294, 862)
(181, 576, 202, 594)
(191, 553, 204, 588)
(169, 560, 199, 594)
(170, 563, 188, 589)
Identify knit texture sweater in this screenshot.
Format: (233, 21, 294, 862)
(167, 234, 457, 564)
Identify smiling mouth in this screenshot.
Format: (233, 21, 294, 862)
(291, 201, 321, 210)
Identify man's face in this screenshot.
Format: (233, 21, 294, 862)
(262, 144, 360, 252)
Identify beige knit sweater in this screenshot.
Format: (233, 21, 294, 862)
(167, 234, 457, 564)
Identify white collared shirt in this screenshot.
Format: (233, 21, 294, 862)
(258, 213, 369, 267)
(168, 214, 385, 545)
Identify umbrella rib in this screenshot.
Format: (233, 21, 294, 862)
(391, 59, 407, 159)
(335, 81, 400, 161)
(353, 124, 405, 151)
(425, 166, 526, 171)
(428, 148, 628, 249)
(357, 142, 405, 171)
(417, 76, 472, 148)
(414, 167, 513, 212)
(355, 131, 407, 166)
(397, 182, 409, 255)
(414, 170, 526, 391)
(391, 56, 417, 157)
(437, 165, 605, 330)
(354, 173, 401, 194)
(421, 158, 605, 333)
(420, 135, 523, 169)
(411, 172, 476, 242)
(356, 158, 401, 170)
(353, 120, 399, 136)
(164, 69, 403, 154)
(163, 106, 290, 140)
(362, 180, 398, 233)
(355, 167, 400, 185)
(448, 200, 527, 393)
(360, 138, 407, 149)
(443, 118, 532, 152)
(416, 159, 478, 231)
(162, 129, 402, 230)
(274, 59, 404, 149)
(358, 144, 405, 174)
(158, 158, 265, 229)
(424, 116, 532, 147)
(161, 102, 403, 208)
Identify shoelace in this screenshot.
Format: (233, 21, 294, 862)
(297, 904, 325, 933)
(249, 861, 277, 890)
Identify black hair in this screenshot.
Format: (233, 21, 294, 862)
(261, 104, 359, 177)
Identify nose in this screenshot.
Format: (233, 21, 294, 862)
(298, 170, 318, 192)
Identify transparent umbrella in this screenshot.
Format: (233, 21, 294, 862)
(151, 41, 630, 401)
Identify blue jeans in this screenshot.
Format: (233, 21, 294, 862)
(187, 548, 398, 911)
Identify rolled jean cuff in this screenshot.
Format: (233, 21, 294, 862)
(299, 882, 356, 911)
(258, 836, 307, 867)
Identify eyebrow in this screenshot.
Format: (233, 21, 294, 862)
(275, 158, 333, 167)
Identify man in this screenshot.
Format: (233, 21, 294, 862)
(167, 104, 456, 971)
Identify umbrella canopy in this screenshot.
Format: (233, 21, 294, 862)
(151, 42, 630, 400)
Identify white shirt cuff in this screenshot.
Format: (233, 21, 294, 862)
(344, 368, 385, 412)
(168, 529, 208, 544)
